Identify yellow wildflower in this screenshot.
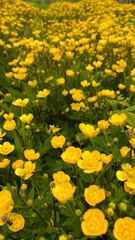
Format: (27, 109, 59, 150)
(61, 146, 82, 164)
(84, 185, 106, 206)
(109, 113, 127, 126)
(113, 217, 135, 240)
(24, 149, 40, 161)
(51, 135, 66, 149)
(12, 98, 29, 107)
(3, 120, 16, 131)
(0, 142, 14, 155)
(79, 123, 100, 138)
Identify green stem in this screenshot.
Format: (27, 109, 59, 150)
(90, 137, 95, 149)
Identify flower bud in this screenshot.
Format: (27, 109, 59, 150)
(27, 199, 33, 207)
(66, 142, 71, 147)
(21, 184, 27, 191)
(75, 209, 82, 216)
(39, 237, 47, 240)
(31, 213, 37, 218)
(108, 202, 116, 209)
(106, 208, 114, 217)
(42, 173, 49, 179)
(107, 143, 111, 148)
(59, 235, 68, 240)
(118, 202, 127, 212)
(112, 137, 118, 143)
(105, 191, 111, 197)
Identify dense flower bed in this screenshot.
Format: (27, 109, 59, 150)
(0, 0, 135, 239)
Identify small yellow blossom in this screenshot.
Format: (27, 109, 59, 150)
(61, 146, 82, 164)
(0, 142, 14, 155)
(84, 185, 106, 206)
(57, 78, 65, 85)
(120, 146, 130, 158)
(3, 120, 16, 131)
(113, 217, 135, 240)
(36, 89, 50, 98)
(51, 135, 66, 149)
(98, 120, 110, 130)
(15, 161, 36, 180)
(28, 80, 37, 88)
(19, 114, 33, 124)
(3, 113, 14, 120)
(0, 158, 10, 168)
(12, 160, 24, 170)
(12, 98, 29, 107)
(0, 131, 6, 141)
(66, 70, 74, 77)
(81, 209, 108, 236)
(100, 154, 113, 164)
(79, 123, 100, 138)
(24, 149, 40, 161)
(81, 80, 90, 87)
(109, 113, 127, 126)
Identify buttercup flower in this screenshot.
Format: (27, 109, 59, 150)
(57, 77, 65, 85)
(36, 89, 50, 98)
(61, 146, 82, 164)
(0, 142, 14, 155)
(81, 209, 108, 236)
(129, 137, 135, 148)
(84, 185, 106, 206)
(15, 161, 36, 180)
(12, 160, 24, 170)
(28, 80, 37, 88)
(66, 70, 74, 77)
(0, 190, 14, 214)
(109, 113, 127, 126)
(51, 181, 76, 204)
(3, 113, 14, 120)
(19, 113, 33, 124)
(113, 217, 135, 240)
(98, 120, 110, 130)
(120, 146, 130, 158)
(77, 150, 102, 173)
(100, 154, 113, 164)
(116, 164, 135, 195)
(0, 213, 25, 232)
(81, 80, 90, 87)
(79, 123, 100, 138)
(0, 158, 10, 168)
(12, 98, 29, 107)
(53, 171, 70, 184)
(51, 135, 66, 148)
(0, 131, 6, 140)
(3, 120, 16, 131)
(24, 149, 40, 161)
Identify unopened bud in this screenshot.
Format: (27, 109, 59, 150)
(108, 202, 116, 209)
(42, 173, 49, 179)
(113, 137, 118, 143)
(118, 202, 127, 212)
(66, 141, 71, 147)
(59, 235, 68, 240)
(39, 237, 47, 240)
(107, 143, 111, 148)
(75, 209, 82, 216)
(21, 184, 27, 191)
(106, 208, 114, 217)
(27, 199, 33, 207)
(105, 191, 111, 197)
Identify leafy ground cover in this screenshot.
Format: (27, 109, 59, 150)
(0, 0, 135, 239)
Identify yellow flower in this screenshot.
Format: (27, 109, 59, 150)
(131, 68, 135, 77)
(14, 73, 27, 80)
(36, 89, 50, 98)
(79, 123, 100, 138)
(28, 80, 37, 88)
(12, 98, 29, 107)
(109, 113, 127, 126)
(129, 137, 135, 148)
(0, 110, 4, 116)
(0, 142, 14, 155)
(15, 161, 36, 180)
(0, 190, 14, 215)
(118, 84, 126, 90)
(61, 146, 82, 164)
(0, 131, 6, 141)
(19, 113, 33, 124)
(57, 78, 65, 85)
(66, 70, 74, 77)
(120, 146, 130, 158)
(62, 90, 68, 96)
(81, 80, 90, 87)
(51, 135, 66, 149)
(116, 164, 135, 194)
(84, 185, 106, 206)
(5, 72, 14, 78)
(51, 181, 76, 204)
(0, 158, 10, 168)
(98, 120, 110, 130)
(77, 150, 102, 173)
(12, 160, 24, 170)
(3, 113, 14, 120)
(93, 61, 102, 68)
(100, 154, 112, 164)
(71, 103, 80, 111)
(1, 213, 25, 232)
(3, 120, 16, 131)
(113, 217, 135, 240)
(72, 90, 84, 102)
(87, 96, 97, 103)
(91, 80, 100, 87)
(81, 209, 108, 236)
(24, 149, 40, 161)
(53, 171, 70, 184)
(85, 64, 94, 71)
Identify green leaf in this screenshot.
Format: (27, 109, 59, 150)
(22, 82, 36, 101)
